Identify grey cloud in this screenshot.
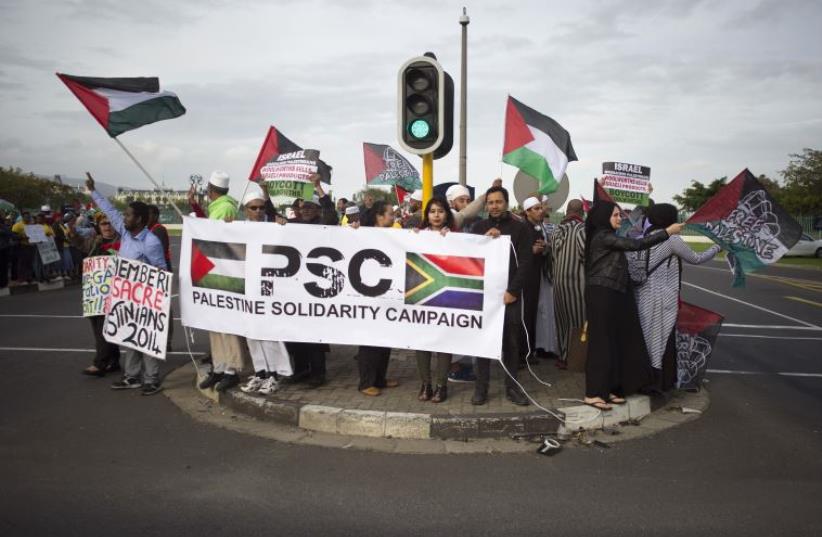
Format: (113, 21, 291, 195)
(0, 46, 54, 70)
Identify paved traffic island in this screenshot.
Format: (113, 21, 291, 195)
(176, 347, 709, 442)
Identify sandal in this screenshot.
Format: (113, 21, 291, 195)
(583, 398, 612, 411)
(608, 394, 626, 405)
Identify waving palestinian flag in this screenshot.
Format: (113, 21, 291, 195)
(405, 253, 484, 311)
(363, 143, 421, 193)
(676, 301, 724, 391)
(57, 73, 185, 137)
(191, 239, 246, 294)
(248, 126, 302, 182)
(686, 169, 802, 287)
(502, 96, 577, 195)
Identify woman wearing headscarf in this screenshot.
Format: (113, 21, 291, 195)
(583, 201, 683, 410)
(628, 203, 720, 392)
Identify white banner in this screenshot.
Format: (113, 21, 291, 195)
(24, 224, 48, 243)
(179, 217, 511, 360)
(103, 256, 173, 360)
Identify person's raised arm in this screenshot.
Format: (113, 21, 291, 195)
(670, 235, 721, 264)
(454, 178, 502, 229)
(602, 223, 683, 252)
(86, 172, 126, 236)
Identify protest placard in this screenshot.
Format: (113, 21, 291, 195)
(24, 224, 48, 243)
(601, 162, 651, 205)
(36, 239, 61, 265)
(82, 255, 114, 316)
(180, 216, 510, 360)
(103, 257, 173, 360)
(260, 149, 327, 207)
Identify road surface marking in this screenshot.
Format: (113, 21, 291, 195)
(707, 368, 822, 378)
(689, 265, 822, 291)
(719, 334, 822, 341)
(682, 281, 820, 329)
(785, 296, 822, 308)
(0, 346, 204, 355)
(723, 324, 822, 330)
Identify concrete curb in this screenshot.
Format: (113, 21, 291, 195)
(194, 367, 667, 440)
(164, 364, 710, 454)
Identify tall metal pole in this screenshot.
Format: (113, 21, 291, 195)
(458, 7, 469, 186)
(422, 153, 434, 207)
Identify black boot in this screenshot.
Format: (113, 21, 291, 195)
(215, 373, 240, 392)
(505, 386, 530, 406)
(418, 383, 433, 401)
(431, 385, 448, 403)
(471, 384, 488, 405)
(198, 372, 223, 390)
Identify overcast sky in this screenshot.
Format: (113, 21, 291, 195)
(1, 0, 821, 208)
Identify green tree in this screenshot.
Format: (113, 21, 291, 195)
(0, 166, 90, 214)
(672, 176, 727, 212)
(778, 148, 822, 215)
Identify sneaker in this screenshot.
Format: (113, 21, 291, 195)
(448, 365, 476, 383)
(141, 383, 163, 396)
(215, 373, 240, 393)
(198, 372, 223, 390)
(111, 377, 142, 390)
(240, 375, 266, 393)
(257, 376, 280, 395)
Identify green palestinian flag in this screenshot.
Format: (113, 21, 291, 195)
(190, 239, 246, 294)
(502, 96, 577, 195)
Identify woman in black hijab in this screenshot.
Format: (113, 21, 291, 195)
(583, 201, 683, 410)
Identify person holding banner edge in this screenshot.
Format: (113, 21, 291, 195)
(470, 185, 533, 407)
(85, 173, 167, 395)
(583, 200, 684, 411)
(197, 171, 250, 393)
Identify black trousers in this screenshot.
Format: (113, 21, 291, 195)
(358, 345, 391, 390)
(476, 302, 521, 389)
(287, 342, 326, 378)
(0, 247, 9, 288)
(584, 285, 652, 399)
(522, 278, 540, 355)
(88, 316, 120, 370)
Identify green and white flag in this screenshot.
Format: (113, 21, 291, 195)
(502, 96, 577, 195)
(57, 73, 185, 137)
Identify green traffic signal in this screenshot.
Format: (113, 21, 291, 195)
(409, 119, 431, 139)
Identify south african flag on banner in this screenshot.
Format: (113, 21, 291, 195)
(686, 169, 802, 287)
(405, 254, 484, 311)
(190, 239, 246, 294)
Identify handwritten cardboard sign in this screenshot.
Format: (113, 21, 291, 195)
(82, 255, 114, 317)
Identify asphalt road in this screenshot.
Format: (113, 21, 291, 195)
(1, 242, 821, 536)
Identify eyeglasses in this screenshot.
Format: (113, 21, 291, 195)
(246, 205, 265, 211)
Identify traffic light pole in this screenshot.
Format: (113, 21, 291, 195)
(422, 153, 434, 207)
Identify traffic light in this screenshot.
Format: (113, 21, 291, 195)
(397, 55, 454, 158)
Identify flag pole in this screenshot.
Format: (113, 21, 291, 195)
(112, 137, 185, 219)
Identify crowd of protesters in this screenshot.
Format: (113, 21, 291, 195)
(7, 169, 717, 411)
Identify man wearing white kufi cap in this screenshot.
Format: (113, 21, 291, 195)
(402, 189, 424, 229)
(522, 195, 559, 365)
(235, 187, 293, 395)
(198, 170, 249, 393)
(445, 178, 503, 231)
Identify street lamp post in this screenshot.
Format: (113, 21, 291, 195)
(459, 7, 469, 186)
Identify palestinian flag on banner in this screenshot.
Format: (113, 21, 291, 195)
(405, 253, 484, 311)
(686, 169, 802, 287)
(502, 96, 577, 195)
(190, 239, 246, 294)
(57, 73, 185, 137)
(363, 143, 421, 193)
(676, 301, 724, 391)
(248, 126, 302, 182)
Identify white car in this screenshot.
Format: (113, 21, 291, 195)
(786, 233, 822, 258)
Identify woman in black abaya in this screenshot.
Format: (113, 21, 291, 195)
(583, 201, 684, 410)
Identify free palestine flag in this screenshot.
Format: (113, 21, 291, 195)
(191, 239, 246, 294)
(57, 74, 185, 137)
(248, 126, 302, 182)
(502, 96, 577, 195)
(676, 301, 724, 391)
(363, 143, 421, 193)
(686, 169, 802, 287)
